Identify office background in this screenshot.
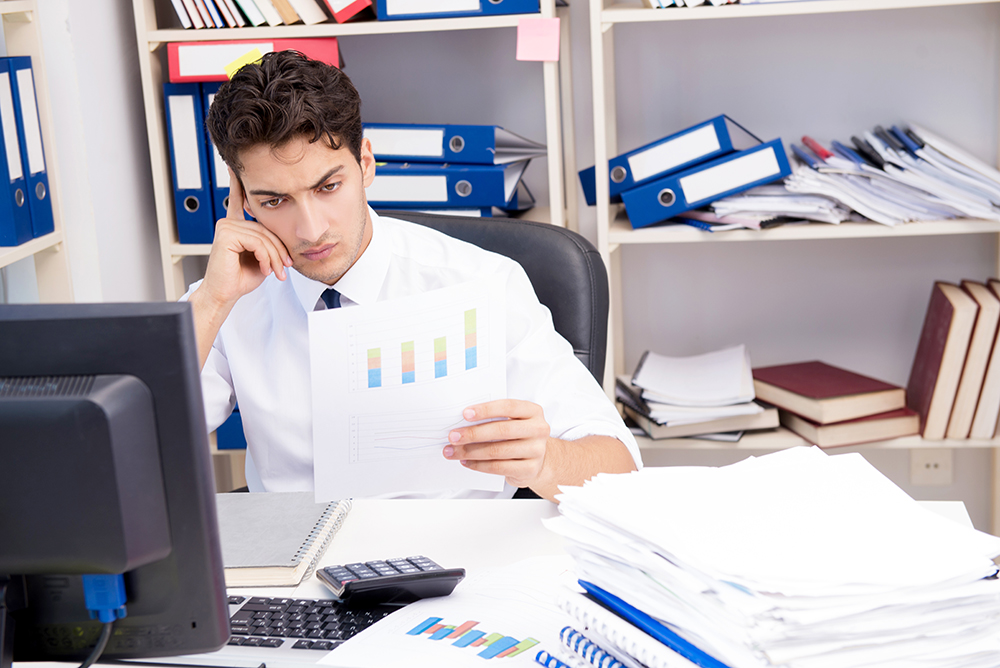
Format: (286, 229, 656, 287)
(1, 0, 997, 529)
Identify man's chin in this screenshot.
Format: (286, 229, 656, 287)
(292, 260, 344, 286)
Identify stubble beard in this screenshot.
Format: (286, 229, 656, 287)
(291, 202, 369, 286)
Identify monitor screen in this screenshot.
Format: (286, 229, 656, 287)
(0, 302, 229, 663)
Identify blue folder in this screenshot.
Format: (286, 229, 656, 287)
(200, 82, 230, 223)
(0, 59, 33, 246)
(620, 139, 791, 229)
(580, 115, 762, 206)
(366, 160, 528, 208)
(375, 0, 538, 21)
(363, 123, 545, 165)
(164, 82, 215, 244)
(579, 581, 733, 668)
(6, 57, 53, 239)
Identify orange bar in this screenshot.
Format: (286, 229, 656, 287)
(425, 624, 443, 635)
(446, 620, 479, 639)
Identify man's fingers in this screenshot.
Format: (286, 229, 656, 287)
(446, 439, 539, 462)
(462, 398, 539, 422)
(226, 168, 245, 221)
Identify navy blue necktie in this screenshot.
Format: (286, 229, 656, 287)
(321, 288, 341, 310)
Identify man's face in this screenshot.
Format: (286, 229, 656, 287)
(239, 135, 376, 286)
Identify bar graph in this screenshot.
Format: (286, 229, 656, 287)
(406, 616, 540, 660)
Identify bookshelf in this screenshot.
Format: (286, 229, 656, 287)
(0, 0, 73, 302)
(130, 0, 575, 302)
(586, 0, 1000, 534)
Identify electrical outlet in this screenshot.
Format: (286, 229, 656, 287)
(910, 448, 954, 486)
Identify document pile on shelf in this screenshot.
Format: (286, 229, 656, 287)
(544, 446, 1000, 668)
(363, 123, 546, 218)
(615, 345, 778, 441)
(166, 0, 539, 30)
(579, 115, 791, 230)
(780, 124, 1000, 227)
(642, 0, 737, 7)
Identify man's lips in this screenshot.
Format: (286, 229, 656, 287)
(300, 244, 335, 261)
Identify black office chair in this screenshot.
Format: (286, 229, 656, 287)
(382, 211, 609, 383)
(381, 211, 610, 500)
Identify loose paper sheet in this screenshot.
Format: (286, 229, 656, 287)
(310, 278, 506, 499)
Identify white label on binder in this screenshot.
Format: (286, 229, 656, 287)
(16, 69, 44, 175)
(366, 174, 448, 202)
(628, 124, 720, 183)
(208, 93, 229, 189)
(177, 42, 275, 78)
(385, 0, 479, 15)
(168, 95, 202, 191)
(364, 128, 444, 158)
(679, 148, 780, 204)
(0, 74, 22, 182)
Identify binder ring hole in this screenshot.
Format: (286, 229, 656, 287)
(14, 189, 24, 207)
(610, 166, 627, 183)
(488, 0, 502, 4)
(35, 183, 45, 201)
(657, 189, 676, 207)
(455, 180, 473, 197)
(184, 196, 200, 213)
(449, 136, 465, 153)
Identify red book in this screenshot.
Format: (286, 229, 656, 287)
(323, 0, 373, 22)
(753, 361, 905, 425)
(167, 38, 340, 83)
(780, 407, 919, 448)
(907, 282, 979, 439)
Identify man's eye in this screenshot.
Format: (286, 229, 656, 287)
(261, 198, 283, 208)
(321, 183, 339, 192)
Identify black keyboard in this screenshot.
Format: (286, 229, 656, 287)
(224, 594, 400, 652)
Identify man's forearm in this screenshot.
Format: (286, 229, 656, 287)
(189, 287, 236, 370)
(529, 435, 637, 502)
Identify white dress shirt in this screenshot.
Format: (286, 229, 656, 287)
(186, 208, 641, 498)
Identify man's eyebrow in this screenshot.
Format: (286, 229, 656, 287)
(249, 166, 345, 198)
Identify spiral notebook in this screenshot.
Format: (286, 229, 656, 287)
(215, 492, 352, 587)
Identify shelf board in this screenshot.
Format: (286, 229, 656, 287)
(148, 14, 533, 43)
(602, 0, 1000, 24)
(608, 214, 1000, 245)
(171, 242, 212, 257)
(636, 426, 1000, 451)
(0, 231, 64, 270)
(0, 1, 33, 17)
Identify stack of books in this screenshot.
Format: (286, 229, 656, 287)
(907, 279, 1000, 440)
(579, 115, 791, 229)
(545, 447, 1000, 668)
(616, 345, 779, 441)
(167, 0, 539, 29)
(753, 361, 919, 448)
(363, 123, 545, 217)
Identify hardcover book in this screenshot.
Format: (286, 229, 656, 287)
(752, 361, 905, 425)
(946, 280, 1000, 439)
(779, 407, 919, 448)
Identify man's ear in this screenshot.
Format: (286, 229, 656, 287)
(360, 137, 376, 188)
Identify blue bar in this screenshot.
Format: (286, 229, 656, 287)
(465, 346, 477, 370)
(478, 636, 519, 659)
(430, 626, 455, 641)
(435, 359, 447, 378)
(453, 630, 485, 647)
(368, 368, 381, 388)
(407, 617, 441, 636)
(402, 370, 415, 384)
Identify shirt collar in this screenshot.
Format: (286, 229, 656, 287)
(288, 206, 391, 312)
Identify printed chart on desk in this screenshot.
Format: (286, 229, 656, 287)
(310, 277, 507, 499)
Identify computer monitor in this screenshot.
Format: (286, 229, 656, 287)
(0, 302, 229, 665)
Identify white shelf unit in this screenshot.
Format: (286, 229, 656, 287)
(0, 0, 73, 302)
(587, 0, 1000, 534)
(131, 0, 576, 302)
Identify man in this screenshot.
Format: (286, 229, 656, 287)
(187, 51, 639, 501)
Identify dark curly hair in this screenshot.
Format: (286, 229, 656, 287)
(206, 50, 362, 173)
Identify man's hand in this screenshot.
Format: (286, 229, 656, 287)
(190, 171, 293, 369)
(442, 399, 638, 502)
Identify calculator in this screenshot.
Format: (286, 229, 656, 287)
(316, 555, 466, 606)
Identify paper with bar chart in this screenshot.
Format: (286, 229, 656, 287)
(323, 556, 574, 668)
(309, 277, 506, 499)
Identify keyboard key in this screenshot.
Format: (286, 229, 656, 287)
(226, 637, 244, 646)
(312, 641, 335, 651)
(260, 639, 283, 648)
(292, 640, 314, 650)
(243, 637, 264, 647)
(228, 596, 247, 605)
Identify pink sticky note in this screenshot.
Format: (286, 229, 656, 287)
(516, 17, 560, 62)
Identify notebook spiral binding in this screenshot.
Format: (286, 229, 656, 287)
(534, 650, 572, 668)
(290, 498, 353, 580)
(560, 626, 625, 668)
(558, 597, 665, 668)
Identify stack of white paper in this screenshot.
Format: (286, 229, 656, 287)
(546, 447, 1000, 668)
(629, 345, 761, 425)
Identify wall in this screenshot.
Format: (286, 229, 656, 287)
(8, 0, 999, 529)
